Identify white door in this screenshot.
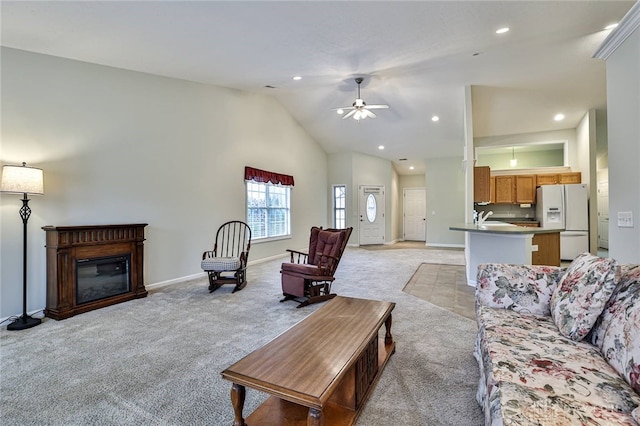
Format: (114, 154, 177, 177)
(403, 188, 426, 241)
(597, 180, 609, 249)
(359, 185, 385, 245)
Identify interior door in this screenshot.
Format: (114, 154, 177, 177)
(597, 180, 609, 249)
(359, 185, 385, 245)
(403, 188, 426, 241)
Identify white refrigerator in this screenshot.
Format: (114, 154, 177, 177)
(536, 184, 589, 261)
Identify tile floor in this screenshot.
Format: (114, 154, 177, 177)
(403, 261, 476, 320)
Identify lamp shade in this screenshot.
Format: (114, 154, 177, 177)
(0, 163, 44, 195)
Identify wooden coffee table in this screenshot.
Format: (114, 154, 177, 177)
(221, 296, 396, 426)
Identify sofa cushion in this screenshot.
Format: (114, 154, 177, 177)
(476, 306, 640, 417)
(589, 265, 640, 394)
(550, 252, 619, 341)
(476, 263, 564, 316)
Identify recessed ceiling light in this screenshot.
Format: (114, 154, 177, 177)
(431, 115, 439, 122)
(554, 113, 565, 121)
(604, 23, 618, 30)
(378, 145, 384, 150)
(496, 27, 510, 34)
(292, 76, 302, 81)
(409, 166, 415, 170)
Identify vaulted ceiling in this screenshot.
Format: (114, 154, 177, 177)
(1, 1, 635, 174)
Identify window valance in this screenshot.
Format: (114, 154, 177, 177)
(244, 166, 295, 187)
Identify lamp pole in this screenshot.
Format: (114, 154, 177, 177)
(1, 162, 44, 330)
(7, 193, 42, 330)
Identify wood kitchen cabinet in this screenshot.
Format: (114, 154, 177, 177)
(536, 174, 559, 186)
(515, 175, 536, 204)
(474, 166, 491, 203)
(532, 232, 561, 266)
(490, 176, 496, 204)
(559, 172, 582, 184)
(494, 176, 515, 204)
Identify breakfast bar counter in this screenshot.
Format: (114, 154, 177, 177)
(450, 222, 563, 286)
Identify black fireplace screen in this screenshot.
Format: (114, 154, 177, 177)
(76, 255, 131, 305)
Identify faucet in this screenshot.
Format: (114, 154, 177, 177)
(477, 210, 493, 225)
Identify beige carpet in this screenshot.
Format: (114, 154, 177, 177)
(0, 246, 482, 425)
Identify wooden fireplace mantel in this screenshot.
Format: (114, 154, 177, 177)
(42, 224, 148, 320)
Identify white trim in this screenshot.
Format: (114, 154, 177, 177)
(427, 243, 465, 249)
(146, 253, 290, 291)
(594, 1, 640, 60)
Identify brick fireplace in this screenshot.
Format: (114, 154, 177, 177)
(42, 224, 148, 320)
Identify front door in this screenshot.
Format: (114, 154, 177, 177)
(403, 188, 426, 241)
(359, 185, 385, 245)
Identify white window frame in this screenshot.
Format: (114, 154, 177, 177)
(246, 180, 291, 242)
(333, 184, 346, 229)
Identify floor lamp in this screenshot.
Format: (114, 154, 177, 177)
(1, 162, 44, 330)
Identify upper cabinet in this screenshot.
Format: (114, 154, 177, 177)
(515, 175, 536, 204)
(537, 172, 582, 186)
(558, 172, 582, 184)
(536, 174, 559, 186)
(474, 166, 491, 203)
(494, 175, 515, 204)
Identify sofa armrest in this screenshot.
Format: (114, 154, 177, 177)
(476, 263, 566, 316)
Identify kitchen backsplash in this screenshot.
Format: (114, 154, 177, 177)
(474, 204, 536, 219)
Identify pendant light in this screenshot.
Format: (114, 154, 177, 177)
(510, 147, 518, 167)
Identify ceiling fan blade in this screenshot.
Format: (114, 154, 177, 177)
(364, 109, 377, 118)
(342, 109, 357, 120)
(365, 104, 389, 109)
(331, 106, 355, 111)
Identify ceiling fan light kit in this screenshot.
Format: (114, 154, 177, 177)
(333, 77, 389, 121)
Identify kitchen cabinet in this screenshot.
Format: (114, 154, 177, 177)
(510, 221, 540, 227)
(490, 177, 496, 204)
(474, 166, 491, 203)
(515, 175, 536, 204)
(559, 172, 582, 184)
(532, 232, 561, 266)
(536, 174, 559, 186)
(494, 176, 515, 204)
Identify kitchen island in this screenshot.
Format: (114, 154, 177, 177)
(450, 222, 562, 286)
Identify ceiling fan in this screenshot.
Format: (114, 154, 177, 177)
(333, 77, 389, 120)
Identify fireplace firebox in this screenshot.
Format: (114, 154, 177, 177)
(43, 224, 148, 320)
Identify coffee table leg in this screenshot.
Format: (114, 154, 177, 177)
(384, 314, 393, 346)
(307, 407, 324, 426)
(230, 383, 246, 426)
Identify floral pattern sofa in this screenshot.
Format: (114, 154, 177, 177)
(474, 252, 640, 425)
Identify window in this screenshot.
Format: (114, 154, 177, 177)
(333, 185, 346, 229)
(247, 181, 291, 239)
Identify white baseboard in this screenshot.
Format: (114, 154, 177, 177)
(427, 243, 465, 249)
(146, 253, 290, 291)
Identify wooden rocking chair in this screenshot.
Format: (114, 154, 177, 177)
(201, 221, 252, 293)
(280, 226, 352, 308)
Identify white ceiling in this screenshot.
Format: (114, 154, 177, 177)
(1, 1, 634, 175)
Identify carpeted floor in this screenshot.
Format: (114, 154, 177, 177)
(0, 246, 482, 425)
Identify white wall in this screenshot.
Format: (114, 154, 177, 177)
(575, 110, 599, 253)
(426, 156, 465, 247)
(602, 25, 640, 263)
(1, 47, 328, 319)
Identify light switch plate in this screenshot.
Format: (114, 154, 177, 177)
(617, 211, 634, 228)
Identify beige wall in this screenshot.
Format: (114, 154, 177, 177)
(602, 21, 640, 263)
(1, 47, 329, 318)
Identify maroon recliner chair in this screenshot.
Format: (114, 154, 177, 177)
(280, 226, 352, 308)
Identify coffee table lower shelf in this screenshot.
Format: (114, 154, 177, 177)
(245, 338, 395, 426)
